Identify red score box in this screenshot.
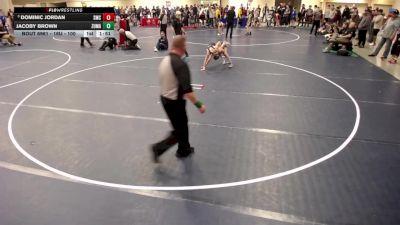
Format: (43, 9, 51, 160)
(102, 13, 115, 22)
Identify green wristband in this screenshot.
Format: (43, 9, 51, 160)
(194, 101, 203, 109)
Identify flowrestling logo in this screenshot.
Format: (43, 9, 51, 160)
(46, 8, 83, 13)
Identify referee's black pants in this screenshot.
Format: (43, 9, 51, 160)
(80, 37, 93, 46)
(310, 20, 320, 35)
(226, 22, 233, 39)
(153, 96, 191, 155)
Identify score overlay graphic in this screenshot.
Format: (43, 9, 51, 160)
(14, 7, 115, 38)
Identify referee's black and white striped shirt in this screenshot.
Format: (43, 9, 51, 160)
(159, 53, 193, 100)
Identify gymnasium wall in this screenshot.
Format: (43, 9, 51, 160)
(321, 0, 394, 14)
(301, 0, 322, 7)
(324, 1, 368, 10)
(1, 0, 13, 13)
(394, 0, 400, 9)
(228, 0, 274, 10)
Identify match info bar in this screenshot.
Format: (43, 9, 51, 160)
(14, 7, 115, 37)
(14, 30, 113, 38)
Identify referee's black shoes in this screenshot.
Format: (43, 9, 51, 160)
(176, 147, 194, 159)
(150, 144, 162, 163)
(151, 146, 194, 163)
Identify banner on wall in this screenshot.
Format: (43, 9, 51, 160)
(166, 1, 171, 7)
(141, 18, 159, 26)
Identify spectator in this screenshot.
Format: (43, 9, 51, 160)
(193, 4, 198, 23)
(215, 6, 221, 23)
(388, 28, 400, 64)
(324, 5, 331, 22)
(262, 4, 269, 23)
(342, 5, 351, 23)
(367, 9, 376, 44)
(305, 5, 313, 27)
(298, 4, 306, 27)
(0, 22, 21, 46)
(278, 3, 286, 26)
(159, 10, 168, 36)
(290, 7, 297, 27)
(274, 7, 281, 26)
(329, 5, 336, 22)
(357, 12, 371, 48)
(245, 9, 254, 35)
(238, 5, 243, 27)
(368, 9, 400, 59)
(351, 7, 360, 24)
(332, 6, 342, 25)
(282, 5, 291, 27)
(254, 6, 261, 27)
(208, 6, 215, 27)
(199, 7, 206, 26)
(369, 9, 384, 46)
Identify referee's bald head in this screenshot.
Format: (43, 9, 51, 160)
(172, 35, 186, 50)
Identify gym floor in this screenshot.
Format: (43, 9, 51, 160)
(0, 27, 399, 225)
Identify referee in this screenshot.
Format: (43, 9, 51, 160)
(151, 36, 206, 163)
(226, 6, 235, 39)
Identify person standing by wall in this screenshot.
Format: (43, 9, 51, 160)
(237, 5, 243, 27)
(305, 5, 313, 27)
(388, 28, 400, 64)
(193, 4, 198, 24)
(367, 8, 376, 44)
(262, 4, 268, 23)
(357, 12, 371, 48)
(342, 5, 351, 23)
(324, 5, 331, 22)
(282, 5, 290, 27)
(369, 9, 400, 59)
(151, 36, 206, 163)
(159, 10, 168, 36)
(215, 5, 221, 24)
(329, 5, 336, 23)
(290, 7, 297, 28)
(245, 9, 254, 35)
(298, 4, 306, 27)
(369, 9, 384, 46)
(254, 6, 261, 27)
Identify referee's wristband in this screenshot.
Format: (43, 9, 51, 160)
(194, 101, 203, 109)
